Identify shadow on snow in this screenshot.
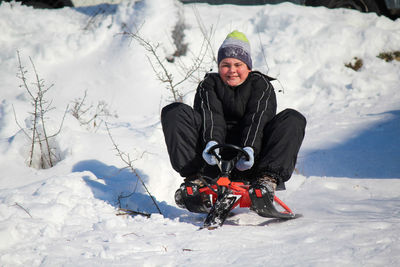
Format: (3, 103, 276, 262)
(74, 3, 119, 17)
(299, 110, 400, 178)
(72, 160, 197, 223)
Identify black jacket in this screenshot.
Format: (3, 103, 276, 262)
(194, 71, 277, 156)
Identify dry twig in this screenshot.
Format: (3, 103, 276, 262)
(117, 208, 151, 218)
(106, 123, 163, 216)
(13, 202, 32, 218)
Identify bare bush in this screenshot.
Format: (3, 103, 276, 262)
(14, 51, 67, 169)
(70, 90, 118, 131)
(121, 21, 208, 102)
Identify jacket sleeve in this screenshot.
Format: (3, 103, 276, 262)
(241, 73, 277, 155)
(194, 75, 226, 146)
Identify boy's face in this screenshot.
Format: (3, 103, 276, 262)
(218, 58, 251, 87)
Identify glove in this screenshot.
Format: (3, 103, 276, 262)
(236, 147, 254, 171)
(202, 141, 219, 165)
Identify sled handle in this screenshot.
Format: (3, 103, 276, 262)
(208, 143, 250, 161)
(208, 144, 250, 175)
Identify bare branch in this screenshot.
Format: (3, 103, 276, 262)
(16, 51, 34, 99)
(117, 208, 151, 218)
(192, 6, 218, 65)
(47, 104, 69, 139)
(12, 105, 31, 140)
(106, 123, 163, 216)
(13, 202, 32, 218)
(256, 27, 270, 74)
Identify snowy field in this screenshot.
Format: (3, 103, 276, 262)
(0, 0, 400, 266)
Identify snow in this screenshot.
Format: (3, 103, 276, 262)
(0, 0, 400, 266)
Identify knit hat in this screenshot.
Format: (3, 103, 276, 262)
(217, 30, 252, 69)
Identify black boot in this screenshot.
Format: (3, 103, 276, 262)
(174, 177, 211, 213)
(249, 175, 277, 217)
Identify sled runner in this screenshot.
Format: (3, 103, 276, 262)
(179, 144, 300, 229)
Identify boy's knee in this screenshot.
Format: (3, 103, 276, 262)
(282, 109, 307, 129)
(161, 102, 189, 121)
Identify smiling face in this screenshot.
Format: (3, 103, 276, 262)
(218, 58, 251, 87)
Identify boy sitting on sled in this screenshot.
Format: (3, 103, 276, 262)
(161, 30, 306, 214)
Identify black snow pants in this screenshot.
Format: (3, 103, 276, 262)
(161, 102, 306, 190)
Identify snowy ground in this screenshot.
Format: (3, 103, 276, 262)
(0, 0, 399, 266)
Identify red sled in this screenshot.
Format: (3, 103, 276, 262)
(199, 178, 295, 215)
(195, 144, 300, 229)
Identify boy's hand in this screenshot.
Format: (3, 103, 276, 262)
(202, 141, 219, 165)
(236, 147, 254, 171)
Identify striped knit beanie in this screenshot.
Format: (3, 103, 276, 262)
(217, 30, 252, 69)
